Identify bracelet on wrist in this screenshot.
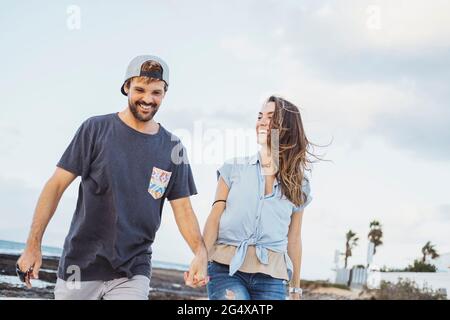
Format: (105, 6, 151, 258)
(289, 287, 303, 295)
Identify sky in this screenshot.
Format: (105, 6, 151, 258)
(0, 0, 449, 280)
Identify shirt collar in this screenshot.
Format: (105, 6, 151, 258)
(249, 154, 259, 165)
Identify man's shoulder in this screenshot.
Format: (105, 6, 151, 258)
(84, 113, 116, 126)
(159, 125, 184, 146)
(78, 113, 116, 132)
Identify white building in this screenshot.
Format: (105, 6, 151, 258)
(334, 246, 450, 297)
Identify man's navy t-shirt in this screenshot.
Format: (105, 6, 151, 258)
(56, 113, 197, 281)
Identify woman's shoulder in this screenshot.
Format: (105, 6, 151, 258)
(217, 155, 256, 184)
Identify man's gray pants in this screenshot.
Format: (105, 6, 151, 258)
(54, 275, 150, 300)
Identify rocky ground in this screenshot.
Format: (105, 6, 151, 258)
(0, 253, 367, 300)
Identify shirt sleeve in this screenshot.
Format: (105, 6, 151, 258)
(293, 177, 313, 213)
(166, 143, 198, 201)
(56, 119, 94, 178)
(216, 161, 233, 188)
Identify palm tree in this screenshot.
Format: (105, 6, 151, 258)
(421, 241, 439, 263)
(344, 230, 359, 269)
(368, 220, 383, 255)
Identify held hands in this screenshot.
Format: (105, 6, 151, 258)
(184, 246, 210, 288)
(16, 244, 42, 289)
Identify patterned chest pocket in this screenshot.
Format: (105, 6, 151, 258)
(148, 167, 172, 200)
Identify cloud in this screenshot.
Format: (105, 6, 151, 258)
(436, 204, 450, 221)
(0, 123, 21, 156)
(220, 35, 269, 62)
(217, 1, 450, 161)
(369, 103, 450, 161)
(273, 0, 450, 51)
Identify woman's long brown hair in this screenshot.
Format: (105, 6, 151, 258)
(266, 96, 319, 207)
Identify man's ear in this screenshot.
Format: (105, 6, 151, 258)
(124, 80, 131, 95)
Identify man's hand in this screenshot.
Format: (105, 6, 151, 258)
(170, 197, 210, 289)
(17, 243, 42, 289)
(184, 246, 209, 288)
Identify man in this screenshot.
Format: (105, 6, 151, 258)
(16, 55, 209, 299)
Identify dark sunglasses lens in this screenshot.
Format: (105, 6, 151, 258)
(16, 264, 26, 282)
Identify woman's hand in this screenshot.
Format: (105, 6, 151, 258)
(184, 247, 210, 288)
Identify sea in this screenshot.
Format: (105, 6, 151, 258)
(0, 239, 189, 271)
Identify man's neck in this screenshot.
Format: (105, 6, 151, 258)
(119, 109, 160, 135)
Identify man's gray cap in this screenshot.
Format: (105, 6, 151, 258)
(121, 55, 169, 96)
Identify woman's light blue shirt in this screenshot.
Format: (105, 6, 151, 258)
(216, 153, 312, 280)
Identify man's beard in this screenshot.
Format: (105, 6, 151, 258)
(129, 99, 159, 122)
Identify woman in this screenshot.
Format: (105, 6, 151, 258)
(203, 96, 315, 300)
